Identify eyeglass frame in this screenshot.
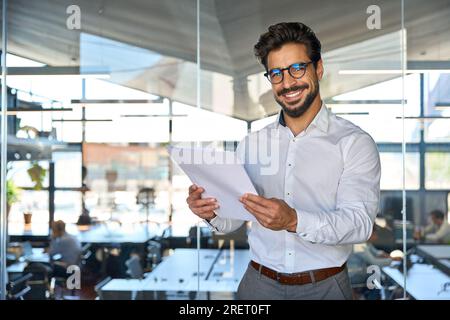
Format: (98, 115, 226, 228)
(264, 61, 314, 84)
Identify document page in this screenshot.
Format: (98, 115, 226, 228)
(169, 146, 257, 222)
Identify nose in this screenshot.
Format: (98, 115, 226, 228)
(280, 70, 296, 89)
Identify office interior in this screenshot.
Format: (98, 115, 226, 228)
(0, 0, 450, 300)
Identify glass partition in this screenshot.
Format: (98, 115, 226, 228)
(198, 0, 406, 300)
(2, 0, 197, 300)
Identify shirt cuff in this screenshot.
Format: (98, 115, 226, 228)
(204, 216, 219, 232)
(295, 209, 324, 242)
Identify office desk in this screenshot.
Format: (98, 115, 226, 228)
(7, 248, 51, 275)
(74, 224, 159, 245)
(7, 262, 29, 275)
(99, 279, 146, 300)
(99, 248, 250, 300)
(142, 249, 248, 298)
(416, 245, 450, 275)
(22, 248, 50, 263)
(382, 263, 450, 300)
(417, 245, 450, 259)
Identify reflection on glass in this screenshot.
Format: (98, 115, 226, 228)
(425, 153, 450, 189)
(380, 153, 420, 190)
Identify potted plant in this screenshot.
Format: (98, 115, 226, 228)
(6, 179, 21, 217)
(27, 161, 47, 190)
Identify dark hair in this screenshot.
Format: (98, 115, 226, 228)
(52, 220, 66, 233)
(254, 22, 322, 71)
(430, 209, 445, 220)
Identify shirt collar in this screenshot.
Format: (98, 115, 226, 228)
(276, 102, 329, 133)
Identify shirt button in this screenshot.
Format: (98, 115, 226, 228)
(300, 233, 307, 237)
(287, 192, 290, 196)
(288, 163, 292, 167)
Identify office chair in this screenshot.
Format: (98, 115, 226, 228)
(7, 273, 33, 300)
(49, 244, 92, 299)
(146, 240, 162, 271)
(23, 262, 52, 300)
(94, 276, 112, 300)
(125, 255, 144, 279)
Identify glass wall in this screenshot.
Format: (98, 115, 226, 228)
(199, 0, 406, 300)
(2, 0, 450, 301)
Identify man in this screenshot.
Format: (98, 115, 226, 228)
(417, 210, 450, 244)
(186, 22, 381, 300)
(48, 220, 82, 277)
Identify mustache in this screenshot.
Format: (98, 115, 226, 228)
(278, 85, 309, 96)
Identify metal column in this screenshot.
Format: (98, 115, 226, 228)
(0, 0, 8, 301)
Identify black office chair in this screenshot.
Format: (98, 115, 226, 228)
(7, 273, 33, 300)
(125, 255, 144, 279)
(50, 244, 92, 299)
(23, 262, 52, 300)
(94, 276, 112, 300)
(146, 240, 162, 271)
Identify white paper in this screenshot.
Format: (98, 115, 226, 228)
(169, 146, 257, 222)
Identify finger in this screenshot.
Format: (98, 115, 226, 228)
(189, 198, 217, 208)
(244, 205, 270, 226)
(188, 188, 205, 200)
(196, 204, 219, 214)
(241, 193, 274, 208)
(241, 198, 271, 217)
(189, 185, 205, 195)
(242, 202, 270, 220)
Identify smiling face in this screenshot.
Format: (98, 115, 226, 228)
(267, 42, 323, 118)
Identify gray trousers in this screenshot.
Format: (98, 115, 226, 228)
(236, 263, 353, 300)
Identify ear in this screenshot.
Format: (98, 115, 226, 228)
(315, 59, 324, 81)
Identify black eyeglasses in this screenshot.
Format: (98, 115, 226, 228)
(264, 61, 313, 84)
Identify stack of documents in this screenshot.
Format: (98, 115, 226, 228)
(169, 146, 257, 222)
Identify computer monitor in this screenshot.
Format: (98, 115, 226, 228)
(382, 196, 413, 221)
(393, 220, 415, 245)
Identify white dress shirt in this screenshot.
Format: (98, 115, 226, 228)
(207, 103, 381, 273)
(424, 222, 450, 243)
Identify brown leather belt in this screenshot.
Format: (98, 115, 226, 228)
(250, 260, 346, 285)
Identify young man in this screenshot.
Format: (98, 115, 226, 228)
(48, 220, 82, 277)
(418, 210, 450, 244)
(186, 22, 381, 300)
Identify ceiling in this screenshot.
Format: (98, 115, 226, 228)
(3, 0, 450, 121)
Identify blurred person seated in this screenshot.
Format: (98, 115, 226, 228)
(414, 210, 450, 244)
(48, 220, 82, 278)
(350, 225, 402, 300)
(353, 224, 402, 268)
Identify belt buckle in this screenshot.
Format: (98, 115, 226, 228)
(276, 271, 281, 282)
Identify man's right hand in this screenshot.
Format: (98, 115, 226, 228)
(186, 184, 218, 221)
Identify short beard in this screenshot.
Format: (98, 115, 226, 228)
(275, 81, 319, 118)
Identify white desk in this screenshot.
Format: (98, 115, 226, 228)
(383, 263, 450, 300)
(142, 249, 249, 294)
(99, 279, 146, 300)
(417, 245, 450, 259)
(99, 248, 250, 300)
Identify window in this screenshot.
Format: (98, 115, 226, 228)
(380, 152, 420, 190)
(425, 153, 450, 189)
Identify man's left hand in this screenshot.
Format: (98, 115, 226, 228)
(239, 194, 297, 232)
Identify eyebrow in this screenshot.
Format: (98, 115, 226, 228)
(269, 61, 309, 71)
